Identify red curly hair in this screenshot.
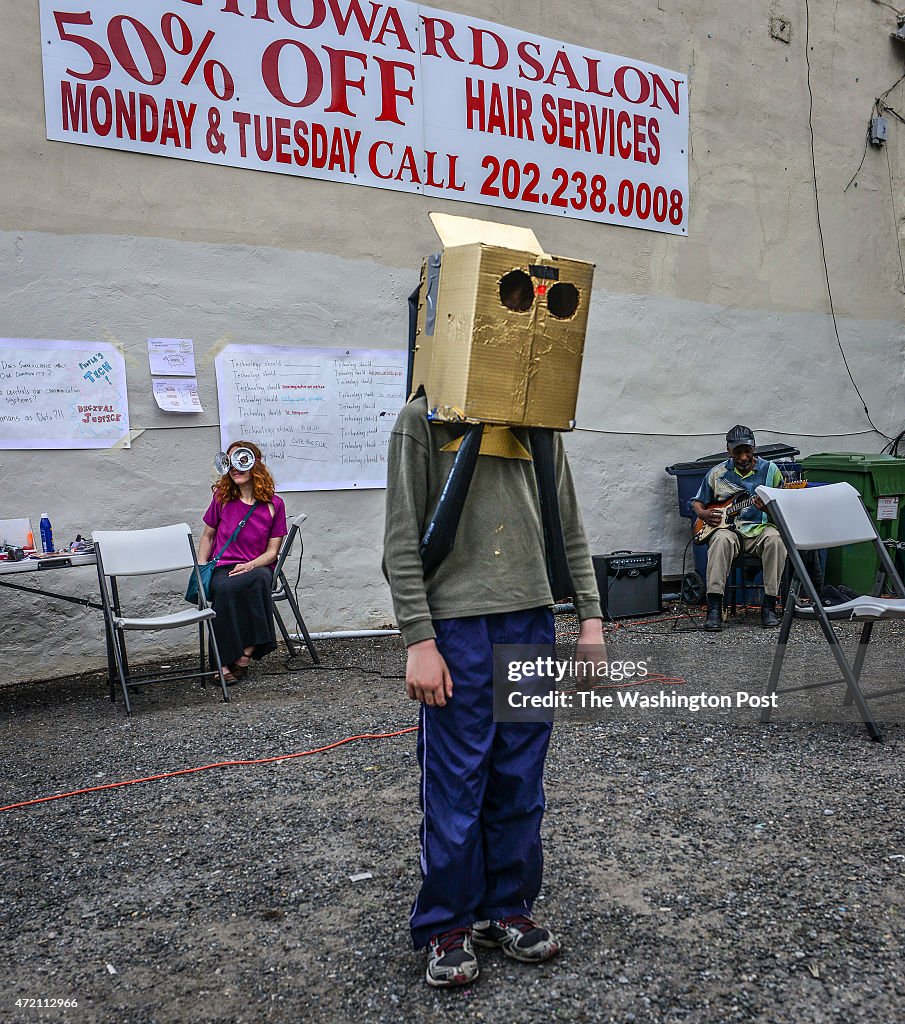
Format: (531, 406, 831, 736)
(213, 440, 277, 505)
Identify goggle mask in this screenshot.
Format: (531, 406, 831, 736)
(215, 447, 258, 475)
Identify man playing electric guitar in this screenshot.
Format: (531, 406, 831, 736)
(692, 492, 761, 545)
(690, 425, 787, 631)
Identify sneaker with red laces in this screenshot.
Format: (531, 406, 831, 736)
(472, 914, 560, 963)
(425, 928, 480, 987)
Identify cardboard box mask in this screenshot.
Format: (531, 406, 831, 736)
(412, 213, 594, 430)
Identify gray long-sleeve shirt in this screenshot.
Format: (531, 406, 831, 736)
(382, 396, 602, 646)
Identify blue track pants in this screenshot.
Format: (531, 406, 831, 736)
(409, 607, 555, 950)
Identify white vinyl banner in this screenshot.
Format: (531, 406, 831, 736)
(39, 0, 689, 234)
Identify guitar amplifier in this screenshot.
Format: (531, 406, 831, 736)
(593, 551, 662, 620)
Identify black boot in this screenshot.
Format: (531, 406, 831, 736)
(761, 594, 780, 628)
(704, 594, 723, 632)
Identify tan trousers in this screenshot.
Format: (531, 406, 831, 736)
(706, 526, 786, 597)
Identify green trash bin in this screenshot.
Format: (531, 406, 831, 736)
(799, 453, 905, 594)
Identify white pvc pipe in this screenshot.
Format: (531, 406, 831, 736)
(294, 629, 401, 640)
(292, 606, 618, 638)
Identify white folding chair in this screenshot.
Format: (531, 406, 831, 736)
(755, 482, 905, 742)
(271, 514, 319, 663)
(93, 523, 228, 715)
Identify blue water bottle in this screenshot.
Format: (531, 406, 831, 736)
(39, 514, 54, 554)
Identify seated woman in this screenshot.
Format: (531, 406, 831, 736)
(199, 440, 287, 683)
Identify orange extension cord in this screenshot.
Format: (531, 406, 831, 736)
(1, 632, 690, 815)
(0, 727, 418, 814)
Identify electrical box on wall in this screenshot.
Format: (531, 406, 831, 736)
(870, 116, 888, 146)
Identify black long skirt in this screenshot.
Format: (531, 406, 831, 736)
(208, 565, 277, 668)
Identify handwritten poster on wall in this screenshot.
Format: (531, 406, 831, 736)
(215, 344, 407, 491)
(0, 338, 130, 449)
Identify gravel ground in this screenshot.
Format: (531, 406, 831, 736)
(2, 609, 904, 1024)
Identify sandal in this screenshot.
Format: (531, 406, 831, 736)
(217, 668, 240, 686)
(229, 662, 248, 681)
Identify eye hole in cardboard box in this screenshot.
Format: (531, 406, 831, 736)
(499, 269, 535, 312)
(547, 282, 580, 319)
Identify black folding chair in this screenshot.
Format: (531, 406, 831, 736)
(272, 514, 319, 663)
(755, 483, 905, 742)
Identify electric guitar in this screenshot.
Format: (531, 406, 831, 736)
(693, 493, 759, 544)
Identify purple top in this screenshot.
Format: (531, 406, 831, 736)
(203, 495, 288, 567)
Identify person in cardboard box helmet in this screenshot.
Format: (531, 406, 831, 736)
(691, 424, 787, 631)
(383, 214, 605, 988)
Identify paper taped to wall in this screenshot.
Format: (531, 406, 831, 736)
(148, 338, 196, 376)
(152, 378, 203, 413)
(0, 338, 130, 450)
(215, 344, 406, 491)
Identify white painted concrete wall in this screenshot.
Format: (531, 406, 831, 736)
(2, 1, 903, 680)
